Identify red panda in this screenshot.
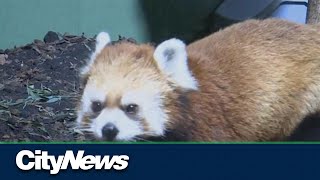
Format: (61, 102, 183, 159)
(76, 19, 320, 141)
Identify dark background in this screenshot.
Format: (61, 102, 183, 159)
(2, 144, 320, 179)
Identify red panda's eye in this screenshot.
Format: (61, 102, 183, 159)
(91, 101, 103, 113)
(125, 104, 139, 114)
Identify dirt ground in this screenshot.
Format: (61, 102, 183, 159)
(0, 32, 96, 141)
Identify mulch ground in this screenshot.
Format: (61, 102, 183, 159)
(0, 32, 95, 141)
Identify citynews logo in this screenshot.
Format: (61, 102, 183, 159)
(16, 150, 129, 175)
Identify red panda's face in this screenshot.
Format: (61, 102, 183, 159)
(78, 53, 172, 141)
(76, 32, 198, 141)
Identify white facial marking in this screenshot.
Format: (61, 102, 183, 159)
(76, 111, 84, 124)
(77, 85, 106, 124)
(92, 109, 143, 141)
(153, 38, 198, 90)
(77, 83, 169, 140)
(122, 90, 168, 136)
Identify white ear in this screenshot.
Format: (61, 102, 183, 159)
(153, 38, 198, 90)
(95, 32, 111, 54)
(81, 32, 111, 76)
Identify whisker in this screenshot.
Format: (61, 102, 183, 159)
(80, 129, 94, 133)
(76, 127, 94, 131)
(76, 126, 92, 129)
(133, 136, 153, 142)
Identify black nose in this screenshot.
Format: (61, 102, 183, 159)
(102, 123, 119, 141)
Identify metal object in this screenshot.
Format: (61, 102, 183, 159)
(216, 0, 308, 23)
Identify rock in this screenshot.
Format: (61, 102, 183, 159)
(43, 31, 59, 43)
(0, 49, 4, 54)
(2, 135, 10, 139)
(0, 54, 8, 65)
(34, 39, 45, 45)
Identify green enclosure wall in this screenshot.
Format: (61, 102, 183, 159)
(0, 0, 222, 49)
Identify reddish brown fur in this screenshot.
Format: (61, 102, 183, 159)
(164, 19, 320, 141)
(82, 19, 320, 141)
